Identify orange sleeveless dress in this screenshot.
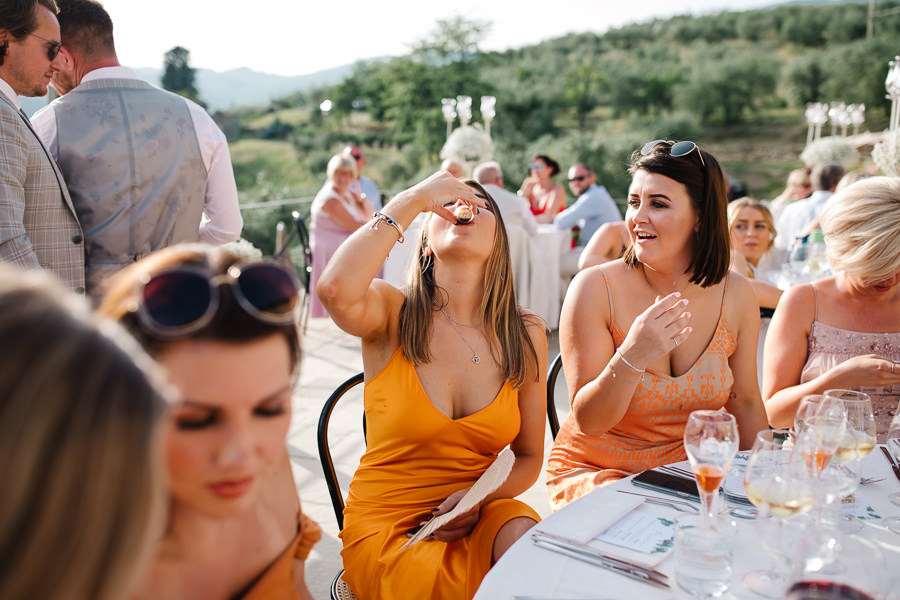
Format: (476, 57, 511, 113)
(340, 348, 540, 600)
(546, 274, 736, 511)
(241, 512, 321, 599)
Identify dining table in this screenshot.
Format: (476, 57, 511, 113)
(474, 449, 900, 600)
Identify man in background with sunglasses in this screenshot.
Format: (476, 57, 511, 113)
(0, 0, 85, 293)
(554, 163, 622, 288)
(32, 0, 242, 295)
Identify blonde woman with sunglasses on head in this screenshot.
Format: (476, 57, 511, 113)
(98, 244, 318, 600)
(546, 140, 767, 510)
(0, 265, 168, 600)
(318, 172, 547, 600)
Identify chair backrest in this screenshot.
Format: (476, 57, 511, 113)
(317, 372, 365, 531)
(546, 352, 563, 440)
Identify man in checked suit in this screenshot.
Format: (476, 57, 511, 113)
(0, 0, 84, 293)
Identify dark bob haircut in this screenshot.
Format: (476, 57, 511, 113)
(622, 141, 731, 288)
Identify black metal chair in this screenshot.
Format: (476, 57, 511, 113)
(317, 372, 365, 600)
(546, 353, 563, 440)
(273, 210, 312, 332)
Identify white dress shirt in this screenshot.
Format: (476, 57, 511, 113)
(32, 66, 242, 244)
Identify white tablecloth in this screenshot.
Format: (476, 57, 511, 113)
(382, 214, 425, 288)
(513, 225, 567, 330)
(474, 450, 900, 600)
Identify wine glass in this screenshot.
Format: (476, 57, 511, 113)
(824, 390, 875, 465)
(684, 410, 739, 525)
(885, 412, 900, 535)
(742, 429, 817, 597)
(794, 395, 846, 478)
(787, 530, 886, 599)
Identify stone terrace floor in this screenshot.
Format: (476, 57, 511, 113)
(289, 317, 567, 599)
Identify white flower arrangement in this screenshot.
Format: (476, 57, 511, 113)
(799, 136, 859, 168)
(871, 130, 900, 177)
(440, 124, 494, 173)
(221, 237, 264, 260)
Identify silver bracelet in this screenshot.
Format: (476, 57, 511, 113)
(369, 212, 404, 243)
(615, 349, 645, 374)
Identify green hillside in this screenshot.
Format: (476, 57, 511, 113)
(232, 1, 899, 253)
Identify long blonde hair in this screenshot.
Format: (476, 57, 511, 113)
(398, 180, 541, 387)
(0, 266, 168, 600)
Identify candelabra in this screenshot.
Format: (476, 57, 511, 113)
(805, 102, 829, 145)
(439, 95, 496, 175)
(886, 56, 900, 132)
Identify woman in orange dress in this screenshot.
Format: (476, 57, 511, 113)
(97, 245, 319, 600)
(546, 141, 767, 511)
(318, 172, 547, 599)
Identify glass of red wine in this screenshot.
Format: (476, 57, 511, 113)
(787, 530, 885, 600)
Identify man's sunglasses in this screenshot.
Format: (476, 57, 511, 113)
(641, 139, 705, 167)
(135, 262, 299, 340)
(29, 33, 62, 61)
(568, 175, 588, 183)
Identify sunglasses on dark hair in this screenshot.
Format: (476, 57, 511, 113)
(641, 139, 705, 167)
(568, 175, 588, 183)
(29, 32, 62, 61)
(135, 262, 299, 340)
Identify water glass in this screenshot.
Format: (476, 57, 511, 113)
(674, 513, 738, 599)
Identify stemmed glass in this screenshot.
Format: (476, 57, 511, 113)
(742, 429, 817, 597)
(684, 410, 739, 525)
(793, 395, 848, 529)
(787, 531, 886, 599)
(825, 390, 876, 466)
(885, 412, 900, 535)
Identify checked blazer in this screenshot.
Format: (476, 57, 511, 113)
(0, 92, 84, 292)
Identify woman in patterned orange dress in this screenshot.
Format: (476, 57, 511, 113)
(546, 141, 767, 511)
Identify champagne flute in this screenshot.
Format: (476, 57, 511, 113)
(684, 410, 739, 525)
(743, 429, 816, 597)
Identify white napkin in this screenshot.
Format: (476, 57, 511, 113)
(535, 489, 643, 543)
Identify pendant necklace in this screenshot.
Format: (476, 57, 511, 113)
(440, 308, 481, 364)
(641, 263, 691, 297)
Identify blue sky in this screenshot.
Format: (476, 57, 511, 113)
(98, 0, 781, 77)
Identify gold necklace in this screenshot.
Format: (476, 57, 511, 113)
(440, 308, 481, 364)
(641, 263, 692, 297)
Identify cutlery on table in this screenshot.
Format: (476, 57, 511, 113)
(881, 445, 900, 483)
(531, 533, 669, 589)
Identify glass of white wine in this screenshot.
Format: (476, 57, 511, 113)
(825, 390, 875, 465)
(743, 429, 816, 597)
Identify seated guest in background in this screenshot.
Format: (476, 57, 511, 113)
(310, 153, 376, 319)
(763, 177, 900, 441)
(0, 265, 168, 600)
(518, 154, 566, 223)
(728, 197, 782, 310)
(98, 244, 319, 600)
(317, 173, 546, 599)
(33, 0, 242, 295)
(546, 140, 766, 510)
(578, 221, 628, 270)
(441, 158, 465, 178)
(555, 163, 622, 278)
(344, 143, 382, 210)
(473, 161, 538, 235)
(554, 163, 621, 246)
(774, 163, 843, 254)
(768, 167, 812, 220)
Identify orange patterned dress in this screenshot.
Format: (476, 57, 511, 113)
(340, 348, 540, 599)
(546, 275, 736, 511)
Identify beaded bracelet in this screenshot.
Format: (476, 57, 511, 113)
(369, 212, 404, 243)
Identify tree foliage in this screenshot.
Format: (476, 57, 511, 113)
(162, 46, 201, 104)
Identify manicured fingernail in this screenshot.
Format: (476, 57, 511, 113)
(673, 292, 681, 298)
(685, 312, 691, 318)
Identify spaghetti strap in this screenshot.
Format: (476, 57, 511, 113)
(811, 283, 819, 321)
(719, 272, 729, 316)
(599, 269, 615, 322)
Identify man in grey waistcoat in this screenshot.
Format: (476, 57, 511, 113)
(0, 0, 85, 293)
(32, 0, 242, 294)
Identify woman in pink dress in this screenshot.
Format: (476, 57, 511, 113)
(309, 153, 376, 318)
(764, 177, 900, 441)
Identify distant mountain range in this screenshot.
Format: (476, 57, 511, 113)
(21, 61, 362, 116)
